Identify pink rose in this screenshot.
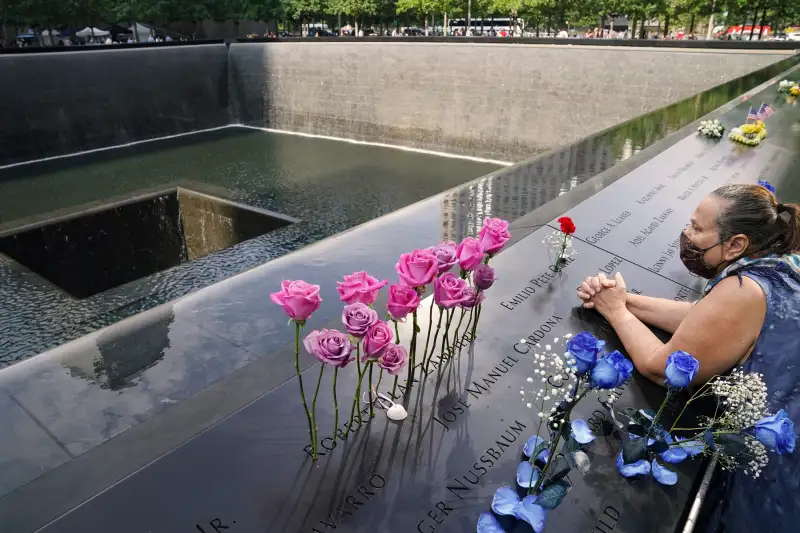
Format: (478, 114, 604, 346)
(304, 329, 354, 368)
(473, 264, 496, 291)
(459, 287, 485, 309)
(269, 280, 322, 321)
(456, 237, 484, 271)
(478, 218, 511, 254)
(386, 284, 421, 321)
(378, 344, 408, 375)
(429, 241, 458, 274)
(395, 248, 438, 288)
(363, 320, 394, 359)
(336, 271, 388, 305)
(342, 303, 379, 337)
(434, 272, 470, 308)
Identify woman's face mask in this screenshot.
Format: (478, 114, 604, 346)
(679, 231, 726, 278)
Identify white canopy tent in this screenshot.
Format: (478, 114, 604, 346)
(128, 22, 153, 42)
(75, 27, 110, 38)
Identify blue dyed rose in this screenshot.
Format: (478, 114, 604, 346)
(567, 332, 605, 375)
(590, 350, 634, 389)
(754, 409, 796, 455)
(664, 351, 699, 388)
(757, 179, 775, 193)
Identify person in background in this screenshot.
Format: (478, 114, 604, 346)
(577, 183, 800, 533)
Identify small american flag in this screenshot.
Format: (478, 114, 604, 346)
(746, 107, 758, 121)
(756, 103, 775, 120)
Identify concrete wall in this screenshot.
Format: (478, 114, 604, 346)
(229, 42, 794, 161)
(0, 44, 230, 166)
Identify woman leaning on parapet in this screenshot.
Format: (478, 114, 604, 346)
(577, 183, 800, 533)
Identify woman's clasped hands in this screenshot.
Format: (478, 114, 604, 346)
(576, 272, 628, 319)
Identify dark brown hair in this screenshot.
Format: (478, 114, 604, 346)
(711, 184, 800, 257)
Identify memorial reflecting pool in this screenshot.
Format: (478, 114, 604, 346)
(0, 57, 796, 365)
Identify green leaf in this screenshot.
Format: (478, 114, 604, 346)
(622, 437, 648, 464)
(535, 479, 570, 509)
(628, 423, 647, 436)
(620, 407, 637, 419)
(531, 441, 550, 463)
(414, 323, 421, 333)
(717, 434, 747, 456)
(544, 456, 571, 485)
(649, 439, 669, 454)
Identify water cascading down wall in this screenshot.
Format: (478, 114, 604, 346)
(0, 41, 796, 166)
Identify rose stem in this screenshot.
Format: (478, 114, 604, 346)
(409, 310, 419, 385)
(332, 367, 339, 444)
(422, 301, 434, 362)
(425, 308, 444, 374)
(376, 368, 384, 394)
(294, 322, 316, 460)
(440, 308, 454, 359)
(391, 375, 399, 398)
(470, 303, 482, 340)
(452, 309, 466, 350)
(368, 362, 375, 418)
(356, 344, 364, 424)
(462, 308, 474, 342)
(394, 319, 401, 344)
(310, 364, 324, 457)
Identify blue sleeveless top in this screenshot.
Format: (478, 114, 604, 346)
(705, 257, 800, 533)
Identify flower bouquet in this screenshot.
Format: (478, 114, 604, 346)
(697, 119, 725, 139)
(615, 351, 796, 485)
(778, 80, 797, 94)
(271, 218, 511, 461)
(729, 120, 767, 146)
(478, 332, 632, 533)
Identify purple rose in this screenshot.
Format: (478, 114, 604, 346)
(378, 344, 408, 375)
(303, 329, 354, 368)
(430, 241, 458, 274)
(473, 264, 496, 290)
(270, 280, 322, 321)
(459, 286, 485, 309)
(434, 272, 470, 308)
(456, 237, 484, 271)
(478, 218, 511, 255)
(342, 303, 378, 337)
(336, 271, 388, 305)
(395, 248, 439, 288)
(363, 320, 394, 359)
(386, 283, 421, 321)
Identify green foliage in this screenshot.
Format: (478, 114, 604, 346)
(535, 479, 569, 509)
(3, 0, 797, 30)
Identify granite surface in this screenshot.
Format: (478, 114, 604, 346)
(0, 44, 230, 166)
(230, 42, 795, 160)
(0, 62, 797, 533)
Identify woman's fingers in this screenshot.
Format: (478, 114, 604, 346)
(583, 301, 595, 309)
(590, 276, 603, 292)
(577, 289, 592, 301)
(581, 279, 595, 296)
(615, 272, 627, 290)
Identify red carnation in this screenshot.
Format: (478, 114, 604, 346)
(558, 216, 576, 235)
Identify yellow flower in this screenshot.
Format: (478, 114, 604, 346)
(791, 86, 800, 97)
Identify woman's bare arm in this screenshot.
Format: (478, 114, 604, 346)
(625, 293, 693, 334)
(597, 275, 765, 385)
(579, 277, 693, 333)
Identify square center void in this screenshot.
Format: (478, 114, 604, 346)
(0, 188, 294, 299)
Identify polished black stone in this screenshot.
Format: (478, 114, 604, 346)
(0, 188, 293, 299)
(31, 236, 701, 533)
